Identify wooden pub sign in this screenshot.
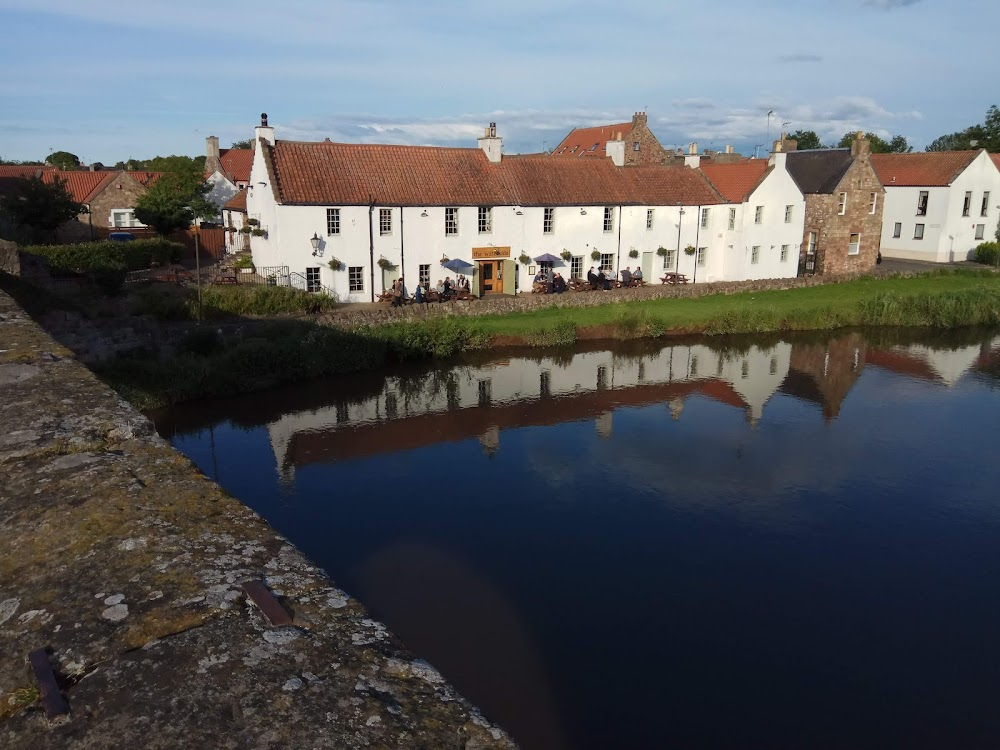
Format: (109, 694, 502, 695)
(471, 246, 511, 259)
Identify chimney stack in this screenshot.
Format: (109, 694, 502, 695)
(478, 121, 503, 163)
(606, 139, 625, 167)
(205, 135, 222, 175)
(688, 143, 698, 155)
(850, 131, 871, 157)
(255, 112, 275, 146)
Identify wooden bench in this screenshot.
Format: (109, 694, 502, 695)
(660, 273, 689, 285)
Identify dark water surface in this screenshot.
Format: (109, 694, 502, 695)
(156, 328, 1000, 750)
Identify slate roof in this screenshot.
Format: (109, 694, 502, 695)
(220, 148, 253, 182)
(699, 160, 771, 203)
(266, 140, 723, 206)
(550, 122, 632, 159)
(785, 149, 854, 194)
(869, 151, 980, 187)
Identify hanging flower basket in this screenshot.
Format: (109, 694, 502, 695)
(656, 246, 668, 257)
(590, 250, 601, 261)
(247, 218, 260, 226)
(238, 226, 251, 234)
(377, 257, 394, 270)
(518, 253, 531, 265)
(628, 248, 639, 259)
(250, 228, 268, 238)
(684, 245, 697, 256)
(328, 258, 343, 271)
(560, 249, 572, 261)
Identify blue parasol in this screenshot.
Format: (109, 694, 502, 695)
(441, 258, 475, 272)
(533, 253, 563, 264)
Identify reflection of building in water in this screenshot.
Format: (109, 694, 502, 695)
(266, 341, 792, 474)
(973, 336, 1000, 382)
(866, 340, 988, 387)
(780, 333, 867, 421)
(595, 412, 613, 440)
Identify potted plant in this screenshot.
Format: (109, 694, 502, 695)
(250, 228, 268, 238)
(656, 246, 668, 257)
(684, 245, 697, 256)
(327, 258, 343, 271)
(590, 250, 601, 261)
(238, 226, 251, 234)
(628, 248, 639, 259)
(233, 255, 255, 274)
(518, 253, 531, 265)
(377, 257, 394, 270)
(560, 249, 572, 261)
(247, 218, 260, 227)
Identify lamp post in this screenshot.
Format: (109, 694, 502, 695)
(767, 110, 774, 144)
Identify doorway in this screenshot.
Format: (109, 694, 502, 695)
(642, 252, 654, 281)
(479, 259, 503, 294)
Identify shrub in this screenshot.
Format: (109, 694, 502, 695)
(973, 242, 1000, 266)
(199, 286, 337, 317)
(26, 238, 182, 274)
(233, 255, 254, 269)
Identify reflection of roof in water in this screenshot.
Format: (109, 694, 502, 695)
(283, 378, 749, 469)
(866, 349, 942, 383)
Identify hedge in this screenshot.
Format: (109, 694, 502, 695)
(973, 241, 1000, 266)
(25, 239, 183, 274)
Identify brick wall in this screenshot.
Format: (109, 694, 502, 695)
(801, 156, 884, 275)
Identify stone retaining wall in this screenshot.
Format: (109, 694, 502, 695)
(0, 289, 515, 749)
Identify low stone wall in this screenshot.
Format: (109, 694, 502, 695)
(0, 289, 515, 749)
(318, 272, 879, 326)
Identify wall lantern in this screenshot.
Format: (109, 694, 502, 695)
(420, 210, 429, 217)
(310, 232, 322, 257)
(580, 208, 587, 215)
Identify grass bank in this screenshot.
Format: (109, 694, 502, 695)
(82, 270, 1000, 410)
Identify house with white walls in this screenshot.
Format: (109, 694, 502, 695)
(871, 150, 1000, 262)
(204, 136, 253, 219)
(699, 149, 806, 281)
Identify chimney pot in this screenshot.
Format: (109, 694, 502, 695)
(688, 143, 697, 155)
(261, 113, 268, 127)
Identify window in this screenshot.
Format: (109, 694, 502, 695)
(751, 245, 760, 264)
(807, 231, 817, 255)
(869, 192, 878, 215)
(596, 366, 608, 390)
(696, 247, 707, 267)
(893, 222, 902, 238)
(306, 267, 321, 292)
(349, 266, 364, 292)
(589, 143, 599, 152)
(848, 233, 860, 256)
(838, 192, 847, 215)
(728, 207, 736, 230)
(543, 207, 555, 234)
(780, 244, 789, 262)
(690, 356, 698, 377)
(603, 206, 614, 232)
(419, 264, 430, 286)
(478, 379, 492, 406)
(633, 141, 640, 152)
(917, 191, 928, 216)
(111, 209, 139, 227)
(326, 207, 340, 235)
(445, 207, 458, 235)
(770, 356, 778, 375)
(379, 208, 392, 235)
(983, 192, 991, 217)
(478, 206, 492, 234)
(600, 253, 614, 272)
(700, 207, 709, 228)
(963, 191, 972, 217)
(914, 223, 924, 240)
(784, 205, 794, 223)
(646, 209, 654, 230)
(741, 360, 749, 379)
(540, 371, 551, 398)
(975, 224, 985, 240)
(754, 205, 763, 224)
(663, 249, 676, 269)
(570, 256, 584, 279)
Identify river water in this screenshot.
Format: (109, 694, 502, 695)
(155, 328, 1000, 750)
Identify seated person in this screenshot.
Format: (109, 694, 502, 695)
(620, 267, 632, 287)
(553, 273, 566, 293)
(587, 267, 599, 290)
(597, 269, 611, 290)
(414, 282, 425, 303)
(442, 276, 454, 300)
(533, 269, 545, 284)
(435, 279, 444, 294)
(633, 267, 644, 284)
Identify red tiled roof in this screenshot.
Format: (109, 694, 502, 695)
(550, 122, 632, 158)
(128, 171, 162, 186)
(0, 165, 53, 178)
(224, 189, 247, 211)
(699, 160, 771, 203)
(41, 170, 117, 203)
(991, 153, 1000, 171)
(267, 141, 722, 206)
(220, 148, 253, 182)
(870, 151, 979, 187)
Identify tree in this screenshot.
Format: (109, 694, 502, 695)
(0, 176, 86, 232)
(133, 168, 216, 236)
(787, 130, 825, 150)
(837, 131, 912, 153)
(926, 105, 999, 152)
(230, 139, 253, 149)
(46, 151, 81, 170)
(0, 157, 44, 165)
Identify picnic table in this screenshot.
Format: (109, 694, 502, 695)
(660, 272, 689, 285)
(213, 268, 238, 285)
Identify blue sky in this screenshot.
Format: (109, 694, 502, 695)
(0, 0, 995, 163)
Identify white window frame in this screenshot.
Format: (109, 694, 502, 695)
(445, 207, 459, 236)
(893, 222, 901, 238)
(696, 247, 707, 267)
(728, 207, 736, 230)
(848, 233, 861, 256)
(754, 205, 763, 224)
(478, 206, 492, 234)
(983, 192, 991, 218)
(975, 224, 985, 240)
(838, 192, 847, 215)
(110, 209, 140, 228)
(917, 191, 928, 216)
(348, 266, 364, 292)
(784, 205, 793, 223)
(306, 267, 321, 292)
(780, 244, 789, 262)
(603, 206, 614, 233)
(379, 208, 392, 236)
(419, 264, 430, 286)
(543, 207, 555, 234)
(600, 252, 614, 271)
(869, 192, 878, 215)
(646, 209, 654, 230)
(570, 256, 584, 279)
(963, 191, 972, 217)
(751, 245, 760, 264)
(700, 207, 709, 228)
(807, 231, 817, 255)
(326, 207, 340, 235)
(914, 223, 924, 240)
(663, 249, 676, 269)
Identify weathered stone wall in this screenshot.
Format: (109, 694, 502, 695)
(0, 289, 515, 749)
(623, 113, 671, 167)
(0, 239, 18, 276)
(87, 172, 149, 230)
